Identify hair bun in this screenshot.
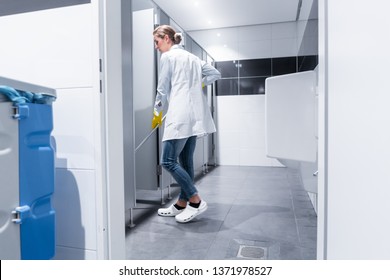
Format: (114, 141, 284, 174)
(174, 33, 182, 44)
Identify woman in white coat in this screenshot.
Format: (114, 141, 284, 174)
(152, 25, 221, 223)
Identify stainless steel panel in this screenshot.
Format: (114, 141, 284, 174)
(133, 8, 158, 191)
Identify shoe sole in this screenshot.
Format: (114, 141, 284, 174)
(158, 210, 183, 217)
(158, 206, 184, 217)
(158, 213, 175, 217)
(158, 213, 180, 217)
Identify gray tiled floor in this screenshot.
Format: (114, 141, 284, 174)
(125, 165, 317, 260)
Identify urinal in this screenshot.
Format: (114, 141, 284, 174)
(265, 69, 318, 195)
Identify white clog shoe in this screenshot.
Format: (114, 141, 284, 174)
(175, 200, 208, 223)
(158, 204, 184, 217)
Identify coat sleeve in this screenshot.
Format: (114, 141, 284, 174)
(201, 61, 221, 86)
(154, 53, 171, 114)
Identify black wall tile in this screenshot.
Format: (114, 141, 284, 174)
(215, 55, 317, 95)
(272, 57, 297, 76)
(239, 58, 271, 77)
(215, 61, 239, 78)
(298, 55, 318, 72)
(239, 77, 267, 95)
(216, 78, 239, 96)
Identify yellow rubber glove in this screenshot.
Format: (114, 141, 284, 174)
(202, 82, 205, 88)
(152, 111, 162, 129)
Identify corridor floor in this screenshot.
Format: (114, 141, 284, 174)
(125, 165, 317, 260)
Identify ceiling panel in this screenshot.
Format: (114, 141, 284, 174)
(152, 0, 301, 31)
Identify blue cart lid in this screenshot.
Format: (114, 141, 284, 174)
(0, 76, 56, 104)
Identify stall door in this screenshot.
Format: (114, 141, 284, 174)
(133, 8, 159, 192)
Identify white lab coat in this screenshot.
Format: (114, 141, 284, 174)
(154, 44, 221, 141)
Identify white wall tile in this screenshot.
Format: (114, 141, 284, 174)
(216, 130, 240, 149)
(238, 111, 264, 133)
(271, 38, 298, 57)
(238, 40, 272, 60)
(206, 45, 240, 61)
(216, 95, 273, 167)
(303, 19, 318, 37)
(271, 21, 297, 39)
(298, 19, 318, 56)
(239, 130, 265, 149)
(299, 35, 318, 56)
(52, 88, 98, 170)
(215, 96, 242, 129)
(53, 169, 97, 252)
(0, 4, 94, 89)
(238, 95, 265, 113)
(54, 246, 97, 260)
(239, 148, 269, 166)
(189, 21, 304, 60)
(216, 147, 240, 166)
(238, 25, 272, 42)
(297, 20, 308, 39)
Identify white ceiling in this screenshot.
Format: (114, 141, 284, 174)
(152, 0, 312, 31)
(151, 0, 318, 61)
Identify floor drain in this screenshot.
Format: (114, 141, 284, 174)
(226, 239, 276, 260)
(237, 245, 266, 259)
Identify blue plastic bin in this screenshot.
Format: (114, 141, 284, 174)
(0, 81, 56, 260)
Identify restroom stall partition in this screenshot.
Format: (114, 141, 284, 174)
(130, 7, 160, 212)
(126, 5, 175, 227)
(205, 53, 218, 169)
(127, 6, 168, 222)
(184, 36, 217, 175)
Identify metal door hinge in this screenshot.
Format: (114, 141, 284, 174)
(157, 165, 162, 176)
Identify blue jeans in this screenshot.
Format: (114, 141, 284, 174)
(161, 136, 198, 201)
